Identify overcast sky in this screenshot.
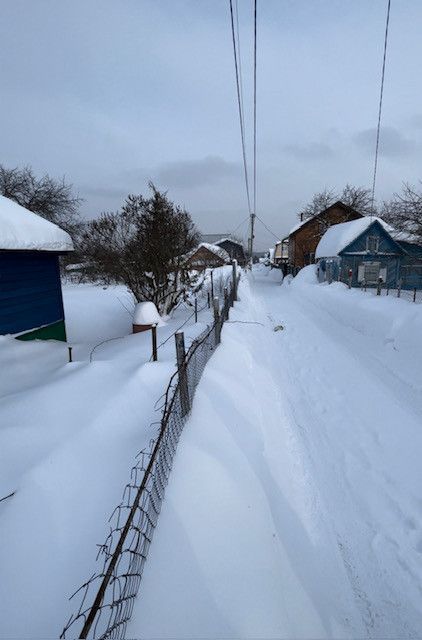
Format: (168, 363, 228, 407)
(1, 0, 421, 250)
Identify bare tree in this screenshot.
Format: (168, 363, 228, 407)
(298, 184, 373, 221)
(380, 182, 422, 242)
(298, 188, 336, 221)
(81, 183, 200, 314)
(0, 164, 82, 235)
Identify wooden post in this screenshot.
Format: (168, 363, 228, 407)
(151, 324, 158, 362)
(223, 287, 229, 320)
(376, 278, 382, 296)
(175, 332, 190, 416)
(207, 291, 211, 308)
(210, 269, 214, 300)
(231, 260, 237, 302)
(397, 278, 402, 298)
(213, 296, 220, 344)
(413, 287, 417, 303)
(68, 346, 73, 363)
(194, 297, 198, 323)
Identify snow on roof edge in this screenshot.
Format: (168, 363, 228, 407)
(315, 217, 393, 258)
(0, 195, 74, 252)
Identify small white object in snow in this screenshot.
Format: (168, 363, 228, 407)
(0, 195, 74, 251)
(315, 217, 393, 258)
(133, 302, 165, 326)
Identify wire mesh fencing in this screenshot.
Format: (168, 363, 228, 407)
(60, 277, 239, 640)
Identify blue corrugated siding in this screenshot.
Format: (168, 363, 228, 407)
(0, 252, 65, 335)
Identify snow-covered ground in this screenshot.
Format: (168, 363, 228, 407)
(0, 271, 231, 637)
(128, 265, 422, 638)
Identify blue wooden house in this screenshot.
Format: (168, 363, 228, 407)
(315, 217, 422, 289)
(0, 195, 74, 341)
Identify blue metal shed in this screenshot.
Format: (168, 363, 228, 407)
(0, 196, 73, 340)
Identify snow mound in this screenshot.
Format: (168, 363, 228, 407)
(291, 264, 318, 286)
(0, 194, 74, 251)
(315, 217, 393, 258)
(133, 302, 165, 326)
(268, 268, 283, 283)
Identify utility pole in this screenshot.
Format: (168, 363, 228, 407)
(249, 212, 256, 266)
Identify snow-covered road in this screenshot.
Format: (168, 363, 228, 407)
(128, 267, 422, 638)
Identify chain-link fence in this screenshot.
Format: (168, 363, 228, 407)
(61, 277, 238, 639)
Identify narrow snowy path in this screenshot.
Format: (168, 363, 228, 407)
(128, 269, 422, 638)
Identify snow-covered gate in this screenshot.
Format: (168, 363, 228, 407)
(61, 275, 239, 639)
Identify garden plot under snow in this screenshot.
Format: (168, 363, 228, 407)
(0, 267, 232, 637)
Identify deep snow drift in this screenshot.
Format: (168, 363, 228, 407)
(0, 272, 230, 637)
(128, 266, 422, 638)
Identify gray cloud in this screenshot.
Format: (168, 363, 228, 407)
(353, 126, 415, 157)
(154, 156, 240, 189)
(283, 142, 334, 160)
(409, 114, 422, 129)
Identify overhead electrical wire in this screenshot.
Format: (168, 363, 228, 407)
(253, 0, 257, 219)
(256, 216, 280, 241)
(371, 0, 392, 215)
(229, 0, 252, 216)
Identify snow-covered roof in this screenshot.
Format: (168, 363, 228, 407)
(215, 237, 243, 248)
(188, 242, 231, 263)
(0, 195, 74, 252)
(315, 217, 393, 258)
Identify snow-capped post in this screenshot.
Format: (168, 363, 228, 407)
(151, 324, 158, 362)
(232, 260, 238, 302)
(213, 296, 220, 344)
(175, 332, 190, 416)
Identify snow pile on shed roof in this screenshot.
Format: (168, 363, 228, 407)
(0, 195, 73, 252)
(188, 242, 230, 262)
(215, 237, 243, 247)
(316, 217, 392, 258)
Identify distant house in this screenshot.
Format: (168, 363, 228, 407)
(184, 243, 230, 271)
(284, 201, 363, 271)
(315, 216, 422, 288)
(215, 238, 246, 265)
(0, 195, 74, 341)
(272, 239, 289, 268)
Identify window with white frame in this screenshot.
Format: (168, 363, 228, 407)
(366, 235, 379, 253)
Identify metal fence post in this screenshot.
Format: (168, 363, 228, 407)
(207, 291, 210, 308)
(210, 269, 214, 300)
(151, 325, 158, 362)
(68, 346, 73, 363)
(213, 296, 220, 344)
(175, 332, 190, 416)
(194, 297, 198, 322)
(232, 260, 237, 302)
(397, 278, 402, 298)
(413, 287, 417, 303)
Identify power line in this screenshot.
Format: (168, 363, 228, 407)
(229, 0, 252, 216)
(253, 0, 257, 218)
(371, 0, 391, 215)
(256, 215, 280, 241)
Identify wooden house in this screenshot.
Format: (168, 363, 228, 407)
(184, 243, 230, 271)
(315, 217, 422, 288)
(284, 201, 363, 271)
(0, 195, 73, 341)
(215, 238, 246, 266)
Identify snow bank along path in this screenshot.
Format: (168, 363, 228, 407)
(128, 266, 422, 638)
